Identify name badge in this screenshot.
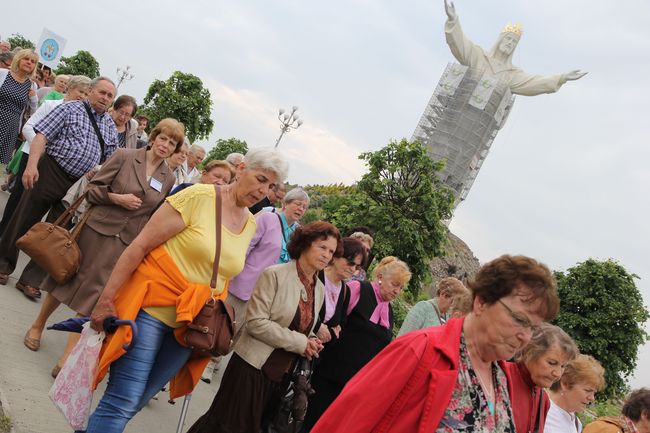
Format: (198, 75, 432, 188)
(150, 177, 163, 192)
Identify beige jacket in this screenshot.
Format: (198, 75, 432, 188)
(235, 261, 324, 369)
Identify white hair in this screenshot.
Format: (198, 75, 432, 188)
(243, 147, 289, 183)
(283, 187, 309, 204)
(189, 144, 206, 155)
(226, 152, 245, 165)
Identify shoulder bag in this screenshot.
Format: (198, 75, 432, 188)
(82, 102, 107, 163)
(16, 194, 92, 284)
(184, 185, 237, 357)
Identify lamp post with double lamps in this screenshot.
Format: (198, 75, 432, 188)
(116, 65, 135, 90)
(274, 106, 303, 148)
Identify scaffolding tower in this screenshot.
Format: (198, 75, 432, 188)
(411, 63, 516, 209)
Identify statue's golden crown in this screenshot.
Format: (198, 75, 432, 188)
(502, 23, 523, 36)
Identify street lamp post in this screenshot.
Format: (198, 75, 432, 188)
(116, 65, 135, 90)
(274, 106, 303, 148)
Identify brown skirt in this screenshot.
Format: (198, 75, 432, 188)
(42, 226, 126, 316)
(187, 353, 287, 433)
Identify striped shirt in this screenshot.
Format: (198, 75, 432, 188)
(34, 100, 118, 177)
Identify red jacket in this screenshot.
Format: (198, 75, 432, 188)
(503, 362, 550, 433)
(312, 317, 516, 433)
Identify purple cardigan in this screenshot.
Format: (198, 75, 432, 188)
(228, 211, 283, 301)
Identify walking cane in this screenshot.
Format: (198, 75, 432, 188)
(175, 393, 192, 433)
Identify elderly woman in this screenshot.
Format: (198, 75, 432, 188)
(398, 277, 469, 335)
(24, 118, 184, 376)
(545, 354, 606, 433)
(83, 147, 289, 433)
(504, 323, 578, 433)
(311, 254, 560, 433)
(40, 74, 69, 103)
(303, 256, 412, 432)
(170, 159, 234, 195)
(314, 237, 368, 345)
(0, 49, 38, 165)
(584, 388, 650, 433)
(109, 94, 139, 149)
(187, 221, 342, 433)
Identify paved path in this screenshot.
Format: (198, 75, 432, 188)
(0, 191, 224, 433)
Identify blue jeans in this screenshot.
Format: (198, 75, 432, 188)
(83, 310, 192, 433)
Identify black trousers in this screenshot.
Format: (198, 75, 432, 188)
(0, 155, 78, 276)
(0, 151, 28, 236)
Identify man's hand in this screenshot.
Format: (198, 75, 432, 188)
(562, 69, 588, 82)
(22, 165, 39, 189)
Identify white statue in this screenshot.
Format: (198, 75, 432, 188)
(444, 0, 587, 96)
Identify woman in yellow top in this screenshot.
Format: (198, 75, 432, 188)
(85, 147, 289, 433)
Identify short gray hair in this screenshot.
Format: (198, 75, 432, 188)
(90, 76, 116, 89)
(189, 144, 205, 155)
(283, 187, 309, 204)
(243, 147, 289, 182)
(514, 322, 578, 364)
(226, 152, 245, 166)
(0, 51, 14, 64)
(67, 75, 91, 92)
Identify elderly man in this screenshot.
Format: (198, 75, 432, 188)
(183, 143, 205, 182)
(0, 77, 118, 299)
(225, 152, 244, 167)
(0, 40, 10, 53)
(248, 182, 286, 214)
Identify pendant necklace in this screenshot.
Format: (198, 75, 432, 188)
(475, 366, 496, 416)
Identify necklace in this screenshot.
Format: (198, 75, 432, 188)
(467, 340, 496, 416)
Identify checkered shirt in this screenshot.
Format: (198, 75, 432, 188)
(34, 100, 118, 177)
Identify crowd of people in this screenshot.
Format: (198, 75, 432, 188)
(0, 43, 648, 433)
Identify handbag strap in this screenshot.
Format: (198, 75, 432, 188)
(52, 192, 87, 228)
(70, 208, 93, 241)
(83, 102, 107, 163)
(210, 185, 223, 289)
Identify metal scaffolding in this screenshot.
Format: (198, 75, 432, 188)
(411, 63, 516, 208)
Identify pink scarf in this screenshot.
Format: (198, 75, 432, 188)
(369, 281, 391, 328)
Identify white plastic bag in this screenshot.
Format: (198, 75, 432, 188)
(49, 321, 105, 431)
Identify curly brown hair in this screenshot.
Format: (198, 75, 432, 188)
(467, 255, 559, 321)
(622, 388, 650, 423)
(287, 221, 343, 260)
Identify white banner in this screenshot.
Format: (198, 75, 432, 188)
(435, 63, 468, 96)
(468, 71, 498, 110)
(36, 28, 67, 69)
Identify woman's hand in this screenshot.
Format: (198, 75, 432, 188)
(331, 325, 341, 339)
(90, 297, 117, 331)
(316, 324, 331, 343)
(112, 193, 143, 210)
(303, 337, 324, 360)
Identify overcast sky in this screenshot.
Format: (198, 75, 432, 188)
(4, 0, 648, 387)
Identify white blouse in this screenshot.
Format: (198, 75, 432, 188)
(545, 398, 583, 433)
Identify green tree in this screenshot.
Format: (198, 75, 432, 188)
(141, 71, 213, 142)
(7, 33, 35, 50)
(554, 259, 649, 400)
(54, 50, 100, 78)
(204, 138, 248, 164)
(323, 139, 455, 295)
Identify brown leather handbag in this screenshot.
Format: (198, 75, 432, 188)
(184, 186, 236, 357)
(16, 194, 91, 284)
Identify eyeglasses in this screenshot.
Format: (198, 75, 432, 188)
(497, 299, 539, 332)
(114, 109, 133, 119)
(345, 259, 363, 271)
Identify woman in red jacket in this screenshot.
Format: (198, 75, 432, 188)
(504, 323, 578, 433)
(310, 254, 560, 433)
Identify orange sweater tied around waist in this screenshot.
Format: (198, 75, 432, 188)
(94, 245, 228, 399)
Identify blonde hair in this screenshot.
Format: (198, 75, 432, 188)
(203, 160, 234, 180)
(514, 323, 578, 364)
(436, 277, 467, 297)
(373, 256, 412, 285)
(448, 291, 473, 318)
(148, 118, 185, 152)
(10, 49, 38, 79)
(349, 231, 374, 249)
(550, 354, 606, 392)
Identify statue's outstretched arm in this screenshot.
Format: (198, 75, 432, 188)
(561, 69, 588, 82)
